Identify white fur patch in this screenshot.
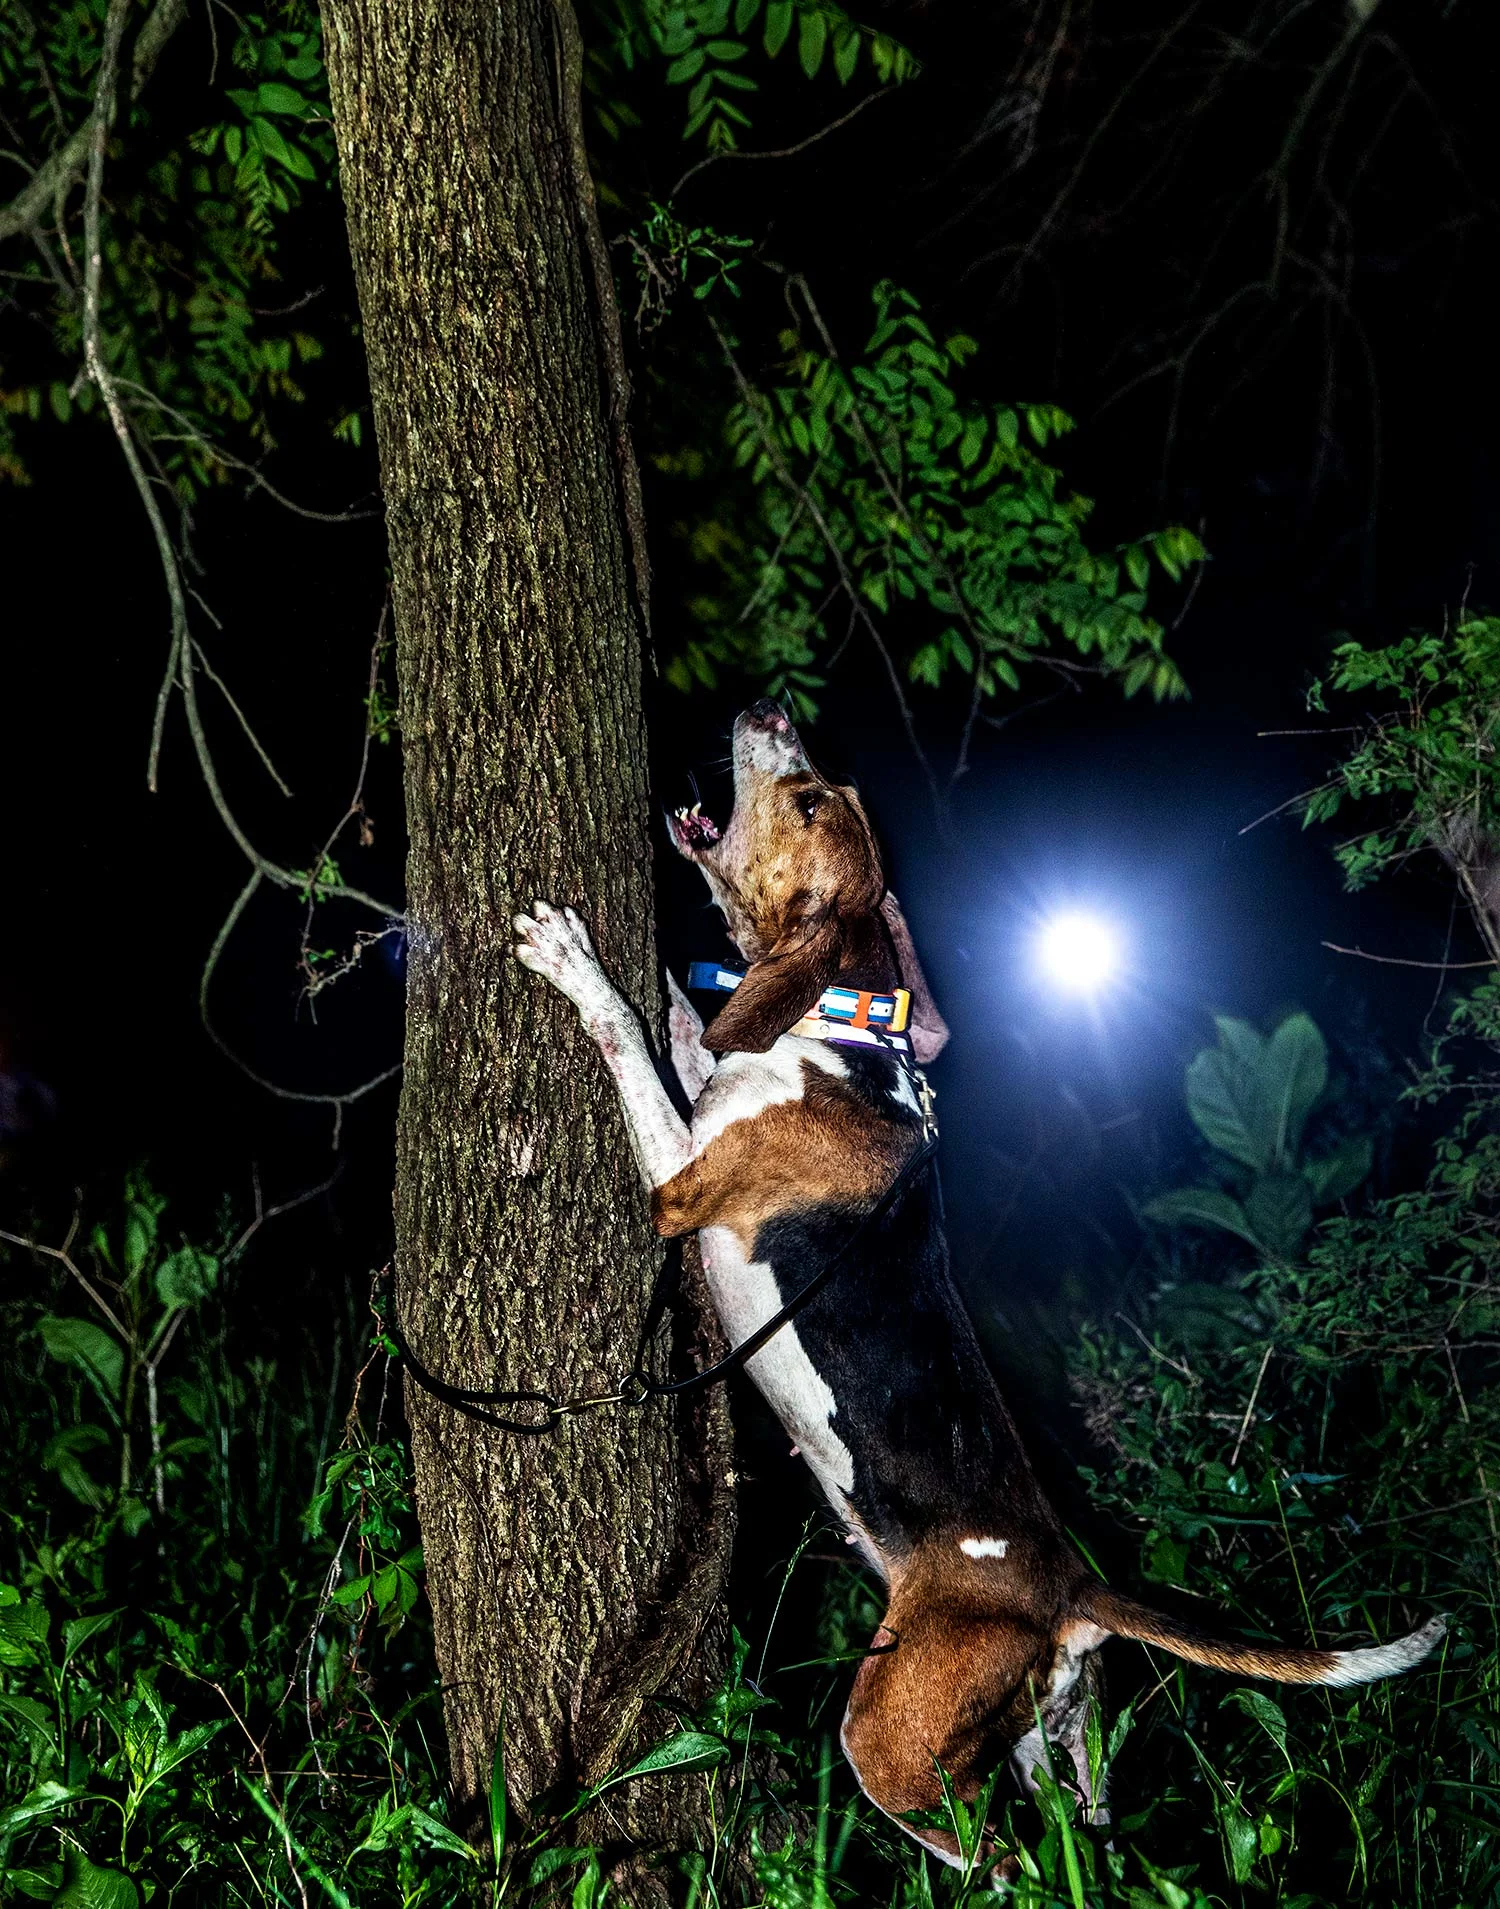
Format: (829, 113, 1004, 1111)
(689, 1035, 847, 1151)
(1323, 1616, 1446, 1686)
(960, 1536, 1009, 1560)
(698, 1222, 855, 1506)
(889, 1068, 922, 1115)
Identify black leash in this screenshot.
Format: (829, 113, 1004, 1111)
(385, 1125, 939, 1436)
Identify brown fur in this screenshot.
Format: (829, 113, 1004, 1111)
(651, 1067, 911, 1242)
(665, 701, 1442, 1865)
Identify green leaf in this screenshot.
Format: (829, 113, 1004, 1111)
(832, 24, 859, 82)
(1243, 1169, 1313, 1256)
(798, 8, 827, 77)
(612, 1729, 729, 1785)
(1184, 1021, 1273, 1171)
(63, 1611, 119, 1663)
(763, 0, 793, 54)
(38, 1317, 123, 1405)
(52, 1851, 140, 1909)
(0, 1782, 83, 1840)
(1303, 1133, 1373, 1204)
(156, 1247, 218, 1310)
(1142, 1531, 1189, 1586)
(1140, 1187, 1261, 1248)
(1223, 1687, 1290, 1765)
(665, 47, 705, 81)
(42, 1423, 110, 1508)
(254, 81, 307, 113)
(0, 1691, 55, 1756)
(155, 1719, 227, 1782)
(1262, 1012, 1328, 1160)
(489, 1715, 508, 1873)
(1217, 1796, 1259, 1884)
(406, 1806, 479, 1859)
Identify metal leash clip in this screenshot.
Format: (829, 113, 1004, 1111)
(915, 1067, 939, 1142)
(547, 1387, 627, 1421)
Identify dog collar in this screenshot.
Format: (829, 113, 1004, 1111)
(687, 962, 912, 1050)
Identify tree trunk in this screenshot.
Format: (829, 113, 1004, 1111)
(318, 0, 735, 1864)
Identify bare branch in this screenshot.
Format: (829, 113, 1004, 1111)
(192, 640, 295, 798)
(672, 87, 896, 200)
(1320, 941, 1496, 972)
(0, 1221, 130, 1340)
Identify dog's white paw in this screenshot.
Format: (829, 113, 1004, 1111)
(513, 901, 607, 1012)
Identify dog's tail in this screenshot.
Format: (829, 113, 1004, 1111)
(1073, 1584, 1445, 1687)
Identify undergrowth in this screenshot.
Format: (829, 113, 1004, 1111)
(0, 1154, 1485, 1907)
(4, 619, 1499, 1902)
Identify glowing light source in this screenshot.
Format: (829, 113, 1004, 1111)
(1037, 912, 1120, 993)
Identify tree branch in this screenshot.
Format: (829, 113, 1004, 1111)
(0, 0, 188, 244)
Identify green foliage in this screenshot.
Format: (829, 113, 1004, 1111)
(626, 203, 754, 325)
(1302, 610, 1500, 1123)
(0, 1180, 477, 1907)
(1305, 613, 1500, 898)
(1072, 1136, 1493, 1904)
(599, 0, 918, 155)
(1143, 1013, 1373, 1259)
(0, 1159, 1481, 1907)
(668, 282, 1200, 719)
(0, 0, 343, 493)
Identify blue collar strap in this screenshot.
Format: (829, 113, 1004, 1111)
(687, 961, 912, 1046)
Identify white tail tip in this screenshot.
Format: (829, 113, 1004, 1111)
(1324, 1615, 1448, 1687)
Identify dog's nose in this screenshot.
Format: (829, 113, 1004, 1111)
(745, 698, 790, 734)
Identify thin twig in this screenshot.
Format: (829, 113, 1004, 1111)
(225, 1165, 343, 1264)
(113, 376, 377, 522)
(1443, 1338, 1498, 1549)
(1228, 1343, 1274, 1469)
(672, 88, 896, 198)
(1321, 941, 1495, 972)
(191, 640, 295, 798)
(0, 1222, 130, 1340)
(199, 870, 401, 1145)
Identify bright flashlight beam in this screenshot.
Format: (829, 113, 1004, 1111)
(1038, 912, 1120, 993)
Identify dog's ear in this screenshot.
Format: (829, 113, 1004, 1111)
(880, 891, 949, 1063)
(700, 914, 843, 1055)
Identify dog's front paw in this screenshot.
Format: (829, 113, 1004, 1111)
(514, 901, 608, 1013)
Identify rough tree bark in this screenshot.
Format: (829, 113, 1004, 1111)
(318, 0, 735, 1866)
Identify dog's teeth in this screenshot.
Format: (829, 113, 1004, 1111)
(690, 802, 702, 816)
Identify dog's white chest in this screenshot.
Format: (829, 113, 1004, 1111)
(698, 1223, 856, 1506)
(688, 1035, 845, 1149)
(687, 1038, 861, 1518)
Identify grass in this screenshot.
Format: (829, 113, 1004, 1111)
(0, 1153, 1492, 1907)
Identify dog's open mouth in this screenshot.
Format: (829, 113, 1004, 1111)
(670, 803, 721, 854)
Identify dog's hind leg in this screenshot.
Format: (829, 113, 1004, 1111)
(840, 1598, 1051, 1872)
(514, 902, 693, 1191)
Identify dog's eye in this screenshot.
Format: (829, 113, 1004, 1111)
(797, 791, 822, 823)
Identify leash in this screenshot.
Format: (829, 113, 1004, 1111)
(385, 1120, 939, 1437)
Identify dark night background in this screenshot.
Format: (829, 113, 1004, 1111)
(2, 0, 1494, 1443)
